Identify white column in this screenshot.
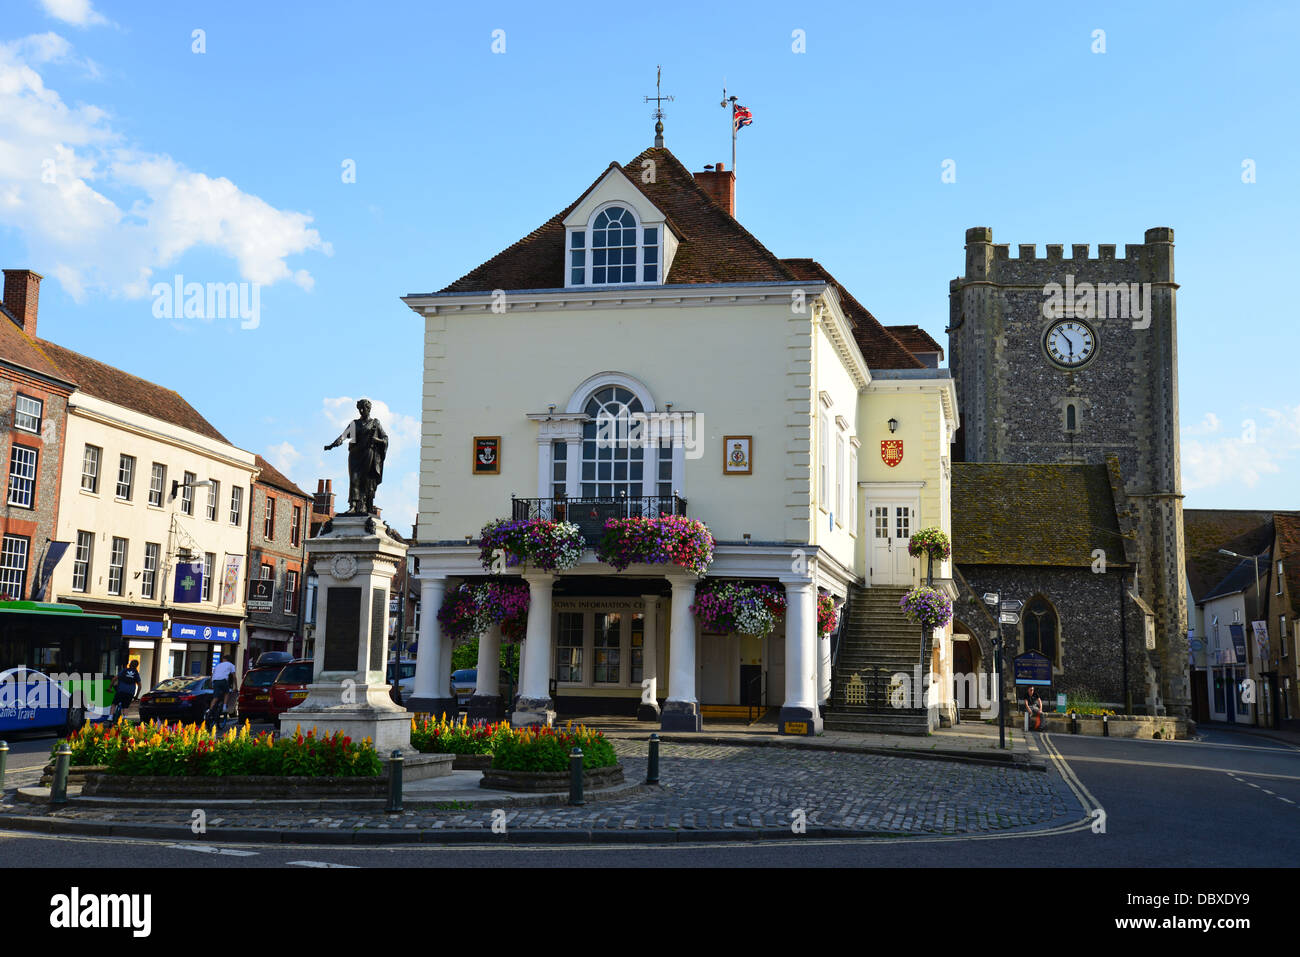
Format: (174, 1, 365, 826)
(413, 576, 445, 702)
(661, 575, 701, 730)
(476, 623, 502, 696)
(780, 579, 822, 734)
(817, 595, 835, 705)
(437, 630, 454, 700)
(514, 573, 555, 725)
(639, 595, 660, 718)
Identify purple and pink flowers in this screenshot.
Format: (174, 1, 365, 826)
(595, 515, 715, 576)
(438, 579, 531, 643)
(899, 585, 953, 630)
(478, 518, 584, 573)
(691, 579, 786, 636)
(907, 527, 952, 561)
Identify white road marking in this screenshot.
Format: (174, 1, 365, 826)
(1280, 798, 1295, 804)
(166, 843, 259, 857)
(287, 860, 358, 868)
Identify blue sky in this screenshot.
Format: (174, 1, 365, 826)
(1, 0, 1296, 526)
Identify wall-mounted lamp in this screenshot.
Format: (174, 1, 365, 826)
(887, 417, 899, 434)
(548, 403, 556, 414)
(171, 477, 213, 500)
(465, 534, 473, 545)
(742, 533, 751, 545)
(665, 402, 673, 412)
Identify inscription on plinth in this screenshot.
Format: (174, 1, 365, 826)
(369, 589, 387, 671)
(323, 588, 362, 671)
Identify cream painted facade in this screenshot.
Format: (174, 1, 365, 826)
(404, 169, 959, 734)
(51, 391, 257, 690)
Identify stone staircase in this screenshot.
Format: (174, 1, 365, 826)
(824, 584, 932, 735)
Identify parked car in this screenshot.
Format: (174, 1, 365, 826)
(451, 668, 476, 707)
(386, 658, 416, 704)
(138, 676, 215, 723)
(268, 659, 315, 720)
(236, 665, 284, 722)
(254, 651, 294, 669)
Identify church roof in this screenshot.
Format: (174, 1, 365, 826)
(432, 147, 923, 371)
(951, 463, 1126, 567)
(1183, 509, 1273, 603)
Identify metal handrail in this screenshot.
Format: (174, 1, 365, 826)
(510, 493, 688, 541)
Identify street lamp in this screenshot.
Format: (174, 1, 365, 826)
(1218, 548, 1266, 726)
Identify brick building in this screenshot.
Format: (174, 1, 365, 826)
(0, 270, 76, 602)
(245, 456, 311, 662)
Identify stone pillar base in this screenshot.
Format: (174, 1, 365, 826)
(660, 699, 701, 732)
(279, 707, 415, 755)
(467, 694, 505, 724)
(512, 695, 555, 728)
(406, 696, 460, 721)
(637, 700, 662, 721)
(777, 705, 823, 736)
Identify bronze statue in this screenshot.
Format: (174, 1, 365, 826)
(324, 398, 389, 515)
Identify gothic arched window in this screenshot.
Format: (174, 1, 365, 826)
(1065, 403, 1077, 432)
(1021, 596, 1059, 665)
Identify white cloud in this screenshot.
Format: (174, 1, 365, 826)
(39, 0, 109, 27)
(1181, 411, 1220, 437)
(265, 440, 301, 475)
(1182, 405, 1300, 493)
(0, 34, 328, 302)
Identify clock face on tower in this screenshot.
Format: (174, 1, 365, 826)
(1043, 319, 1097, 369)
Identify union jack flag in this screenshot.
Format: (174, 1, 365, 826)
(733, 103, 753, 133)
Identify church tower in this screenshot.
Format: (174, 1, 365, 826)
(948, 227, 1189, 715)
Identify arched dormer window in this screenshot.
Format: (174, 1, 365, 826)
(569, 205, 661, 286)
(1021, 595, 1060, 667)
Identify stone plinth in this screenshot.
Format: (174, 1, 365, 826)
(282, 513, 414, 753)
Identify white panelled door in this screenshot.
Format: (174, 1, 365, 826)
(868, 500, 917, 585)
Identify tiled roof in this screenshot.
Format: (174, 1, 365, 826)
(780, 259, 923, 370)
(35, 338, 230, 444)
(1273, 513, 1300, 616)
(1203, 555, 1269, 602)
(951, 463, 1126, 566)
(1183, 509, 1273, 602)
(439, 148, 796, 293)
(253, 455, 310, 499)
(885, 324, 944, 361)
(0, 308, 75, 386)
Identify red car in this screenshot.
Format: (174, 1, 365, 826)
(235, 665, 282, 723)
(268, 659, 315, 720)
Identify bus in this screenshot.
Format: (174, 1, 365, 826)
(0, 601, 123, 735)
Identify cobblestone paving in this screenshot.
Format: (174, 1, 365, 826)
(8, 741, 1077, 836)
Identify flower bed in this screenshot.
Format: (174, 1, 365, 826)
(691, 579, 785, 636)
(410, 714, 514, 755)
(899, 586, 953, 629)
(479, 518, 584, 573)
(57, 719, 382, 777)
(491, 724, 617, 773)
(595, 515, 714, 575)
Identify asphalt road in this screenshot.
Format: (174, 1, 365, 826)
(3, 725, 1296, 869)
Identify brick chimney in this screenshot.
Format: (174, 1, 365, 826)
(2, 269, 43, 337)
(693, 162, 735, 217)
(313, 478, 335, 516)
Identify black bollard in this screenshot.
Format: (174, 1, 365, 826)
(1070, 712, 1079, 735)
(646, 733, 660, 785)
(387, 750, 403, 813)
(569, 746, 584, 806)
(1103, 713, 1109, 737)
(0, 740, 7, 791)
(51, 742, 72, 805)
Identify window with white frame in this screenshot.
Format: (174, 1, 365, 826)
(284, 569, 299, 614)
(202, 552, 214, 601)
(149, 463, 166, 507)
(580, 386, 671, 499)
(206, 480, 220, 521)
(0, 535, 28, 599)
(594, 613, 622, 683)
(264, 496, 276, 540)
(81, 444, 101, 493)
(142, 542, 159, 600)
(552, 441, 567, 497)
(819, 414, 830, 507)
(116, 454, 135, 500)
(568, 206, 661, 286)
(556, 612, 583, 682)
(14, 395, 41, 433)
(1279, 561, 1285, 596)
(229, 485, 243, 526)
(290, 506, 302, 546)
(72, 531, 92, 592)
(180, 471, 195, 515)
(107, 537, 126, 596)
(848, 446, 858, 532)
(835, 433, 845, 525)
(8, 445, 37, 508)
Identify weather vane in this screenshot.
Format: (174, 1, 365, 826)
(645, 65, 673, 147)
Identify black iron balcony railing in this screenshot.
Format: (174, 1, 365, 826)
(510, 493, 688, 543)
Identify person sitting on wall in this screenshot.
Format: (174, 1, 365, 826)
(1024, 685, 1044, 731)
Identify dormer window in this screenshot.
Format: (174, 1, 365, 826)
(568, 204, 662, 287)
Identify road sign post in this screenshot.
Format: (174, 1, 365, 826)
(983, 592, 1006, 749)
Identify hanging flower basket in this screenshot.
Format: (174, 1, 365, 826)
(477, 578, 530, 642)
(899, 586, 953, 630)
(437, 584, 488, 643)
(595, 515, 715, 576)
(817, 592, 839, 638)
(478, 518, 584, 573)
(907, 527, 951, 561)
(691, 579, 785, 637)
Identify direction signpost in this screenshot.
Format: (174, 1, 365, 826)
(983, 591, 1006, 749)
